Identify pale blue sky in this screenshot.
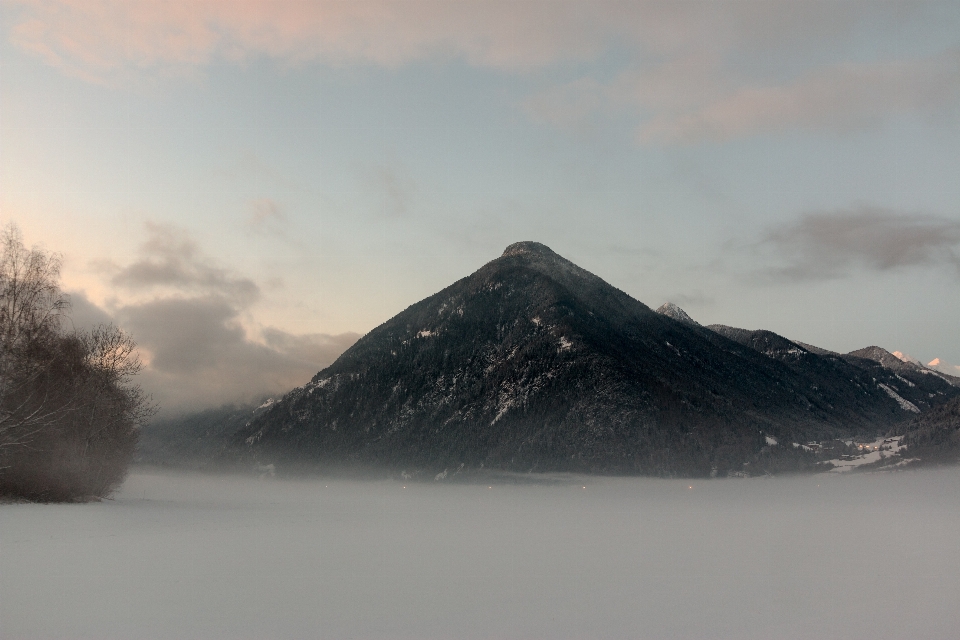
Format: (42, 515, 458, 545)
(2, 1, 959, 410)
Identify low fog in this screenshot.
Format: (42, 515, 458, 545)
(3, 469, 959, 639)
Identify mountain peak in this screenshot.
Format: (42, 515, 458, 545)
(655, 302, 699, 326)
(893, 351, 921, 365)
(848, 346, 924, 373)
(925, 357, 960, 378)
(848, 345, 894, 362)
(501, 241, 558, 258)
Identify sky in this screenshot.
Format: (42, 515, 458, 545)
(1, 0, 959, 413)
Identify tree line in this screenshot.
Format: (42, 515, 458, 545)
(0, 225, 152, 501)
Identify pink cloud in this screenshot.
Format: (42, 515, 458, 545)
(6, 0, 642, 79)
(7, 1, 958, 142)
(640, 49, 960, 143)
(524, 47, 960, 144)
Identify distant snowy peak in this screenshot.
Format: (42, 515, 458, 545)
(892, 351, 922, 365)
(926, 357, 960, 376)
(892, 351, 960, 378)
(655, 302, 700, 326)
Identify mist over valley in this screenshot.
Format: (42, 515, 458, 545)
(5, 468, 960, 639)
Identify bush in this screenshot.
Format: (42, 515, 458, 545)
(0, 225, 153, 501)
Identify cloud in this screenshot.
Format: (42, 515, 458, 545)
(7, 1, 959, 141)
(117, 296, 246, 374)
(249, 198, 285, 227)
(112, 222, 259, 305)
(523, 77, 608, 131)
(520, 4, 960, 142)
(640, 49, 960, 143)
(246, 197, 298, 245)
(5, 0, 640, 80)
(63, 289, 114, 332)
(365, 165, 416, 219)
(81, 223, 360, 413)
(756, 207, 960, 281)
(525, 47, 960, 144)
(114, 295, 359, 413)
(261, 328, 361, 368)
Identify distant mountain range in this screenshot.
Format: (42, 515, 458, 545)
(913, 355, 960, 377)
(196, 241, 960, 477)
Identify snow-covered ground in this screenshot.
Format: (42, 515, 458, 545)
(3, 468, 960, 639)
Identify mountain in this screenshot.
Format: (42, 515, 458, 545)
(901, 396, 960, 464)
(842, 347, 960, 404)
(849, 346, 922, 372)
(892, 351, 922, 366)
(230, 242, 958, 476)
(655, 302, 699, 326)
(925, 357, 960, 379)
(704, 329, 956, 416)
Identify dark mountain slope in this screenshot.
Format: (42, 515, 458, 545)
(233, 243, 937, 475)
(842, 346, 960, 389)
(708, 325, 800, 356)
(847, 346, 918, 371)
(901, 396, 960, 462)
(138, 401, 273, 468)
(841, 347, 960, 410)
(704, 324, 959, 419)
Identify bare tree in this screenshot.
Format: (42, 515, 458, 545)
(0, 224, 152, 501)
(0, 224, 68, 454)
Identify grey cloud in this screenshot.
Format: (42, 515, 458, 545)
(526, 46, 960, 144)
(523, 77, 607, 131)
(518, 4, 960, 143)
(112, 223, 259, 304)
(246, 198, 299, 246)
(365, 165, 417, 219)
(100, 225, 359, 413)
(641, 48, 960, 143)
(115, 296, 358, 413)
(757, 207, 960, 281)
(63, 290, 114, 332)
(117, 296, 246, 375)
(12, 0, 959, 143)
(261, 328, 361, 369)
(249, 198, 285, 227)
(9, 0, 931, 76)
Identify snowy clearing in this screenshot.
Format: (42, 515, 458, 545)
(3, 468, 960, 639)
(822, 436, 913, 473)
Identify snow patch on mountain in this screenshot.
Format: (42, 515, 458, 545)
(878, 383, 920, 413)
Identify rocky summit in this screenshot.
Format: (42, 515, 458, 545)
(233, 242, 959, 476)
